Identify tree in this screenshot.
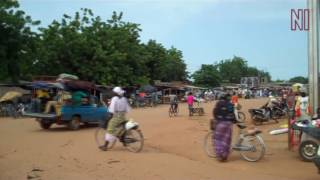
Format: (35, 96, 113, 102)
(192, 56, 272, 86)
(192, 64, 221, 88)
(217, 56, 248, 83)
(289, 76, 308, 84)
(161, 47, 188, 82)
(0, 0, 40, 82)
(33, 10, 149, 86)
(33, 10, 188, 86)
(142, 40, 168, 82)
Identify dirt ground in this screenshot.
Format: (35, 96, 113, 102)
(0, 98, 318, 180)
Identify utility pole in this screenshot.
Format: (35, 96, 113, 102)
(308, 0, 320, 114)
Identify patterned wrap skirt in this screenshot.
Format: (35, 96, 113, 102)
(213, 121, 233, 159)
(107, 112, 127, 136)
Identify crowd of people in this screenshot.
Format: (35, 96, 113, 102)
(2, 80, 316, 164)
(209, 86, 314, 162)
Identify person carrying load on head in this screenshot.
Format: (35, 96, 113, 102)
(99, 87, 131, 151)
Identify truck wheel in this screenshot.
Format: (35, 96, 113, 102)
(40, 120, 52, 130)
(68, 116, 81, 130)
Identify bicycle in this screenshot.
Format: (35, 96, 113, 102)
(95, 119, 144, 153)
(203, 122, 266, 162)
(169, 104, 179, 117)
(237, 111, 246, 122)
(235, 104, 245, 122)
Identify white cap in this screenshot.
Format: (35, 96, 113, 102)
(113, 87, 124, 96)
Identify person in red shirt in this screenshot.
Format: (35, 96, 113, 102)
(139, 92, 146, 98)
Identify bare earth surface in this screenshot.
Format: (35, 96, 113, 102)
(0, 98, 318, 180)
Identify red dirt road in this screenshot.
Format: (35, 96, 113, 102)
(0, 98, 318, 180)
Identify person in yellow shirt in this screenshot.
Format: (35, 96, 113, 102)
(30, 89, 50, 113)
(36, 89, 50, 99)
(44, 91, 71, 115)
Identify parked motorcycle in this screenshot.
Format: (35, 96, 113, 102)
(248, 105, 279, 125)
(270, 101, 288, 119)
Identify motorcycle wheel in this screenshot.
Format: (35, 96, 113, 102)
(252, 115, 263, 126)
(271, 109, 282, 120)
(299, 140, 319, 162)
(271, 113, 279, 123)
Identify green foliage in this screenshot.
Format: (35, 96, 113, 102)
(192, 64, 221, 88)
(31, 9, 188, 85)
(192, 56, 271, 87)
(2, 1, 273, 88)
(0, 2, 188, 85)
(289, 76, 308, 84)
(217, 56, 248, 83)
(0, 0, 40, 82)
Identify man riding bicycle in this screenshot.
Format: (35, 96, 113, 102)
(99, 87, 131, 151)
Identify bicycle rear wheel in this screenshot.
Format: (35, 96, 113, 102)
(203, 131, 216, 158)
(123, 129, 144, 153)
(237, 112, 246, 122)
(239, 135, 266, 162)
(94, 128, 116, 149)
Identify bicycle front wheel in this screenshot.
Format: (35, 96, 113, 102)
(174, 107, 179, 116)
(203, 131, 216, 158)
(239, 135, 266, 162)
(94, 128, 116, 149)
(123, 129, 144, 153)
(169, 108, 174, 117)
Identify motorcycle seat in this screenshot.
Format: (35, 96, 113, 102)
(249, 109, 263, 113)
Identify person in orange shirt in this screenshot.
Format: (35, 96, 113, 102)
(231, 92, 238, 105)
(231, 92, 239, 121)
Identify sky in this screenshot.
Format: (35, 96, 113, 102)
(19, 0, 308, 80)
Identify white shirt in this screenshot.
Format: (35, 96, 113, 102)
(109, 96, 131, 113)
(299, 96, 309, 110)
